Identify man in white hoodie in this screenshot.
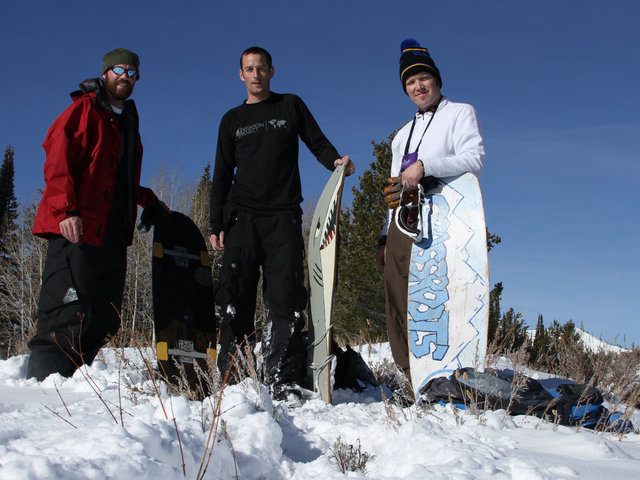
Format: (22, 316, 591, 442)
(376, 39, 486, 377)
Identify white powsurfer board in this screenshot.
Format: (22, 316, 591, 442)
(407, 173, 489, 400)
(307, 164, 345, 403)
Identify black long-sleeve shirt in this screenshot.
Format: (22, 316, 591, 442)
(210, 93, 340, 235)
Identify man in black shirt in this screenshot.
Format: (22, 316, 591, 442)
(210, 46, 354, 396)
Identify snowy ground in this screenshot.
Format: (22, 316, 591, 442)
(1, 344, 639, 480)
(577, 328, 632, 354)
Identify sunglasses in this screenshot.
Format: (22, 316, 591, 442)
(110, 66, 137, 78)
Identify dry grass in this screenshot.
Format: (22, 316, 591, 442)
(485, 333, 640, 436)
(330, 436, 375, 474)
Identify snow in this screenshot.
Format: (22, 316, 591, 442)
(577, 328, 631, 354)
(1, 344, 640, 480)
(527, 327, 631, 355)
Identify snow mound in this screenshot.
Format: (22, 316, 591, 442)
(0, 345, 638, 479)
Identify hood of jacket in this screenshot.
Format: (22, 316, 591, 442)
(70, 78, 112, 111)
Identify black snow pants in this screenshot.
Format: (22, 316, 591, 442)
(215, 209, 307, 388)
(27, 230, 128, 380)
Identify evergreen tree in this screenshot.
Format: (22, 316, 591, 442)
(487, 280, 528, 352)
(488, 282, 503, 343)
(494, 307, 528, 352)
(486, 229, 502, 345)
(0, 146, 19, 306)
(559, 320, 582, 345)
(541, 319, 585, 376)
(0, 146, 19, 243)
(552, 320, 583, 358)
(334, 136, 393, 340)
(190, 162, 213, 239)
(529, 314, 550, 365)
(487, 230, 502, 252)
(191, 162, 223, 282)
(485, 237, 531, 353)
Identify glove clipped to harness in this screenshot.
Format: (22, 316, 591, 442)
(394, 181, 426, 243)
(137, 199, 170, 232)
(384, 175, 426, 242)
(384, 177, 421, 209)
(384, 177, 402, 208)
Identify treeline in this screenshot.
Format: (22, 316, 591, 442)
(488, 279, 639, 405)
(0, 141, 624, 377)
(0, 138, 389, 356)
(0, 148, 220, 356)
(488, 280, 584, 367)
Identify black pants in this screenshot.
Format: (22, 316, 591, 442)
(216, 210, 307, 387)
(27, 231, 128, 380)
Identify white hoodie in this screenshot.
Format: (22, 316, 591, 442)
(381, 97, 485, 235)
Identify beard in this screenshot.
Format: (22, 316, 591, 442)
(104, 75, 134, 102)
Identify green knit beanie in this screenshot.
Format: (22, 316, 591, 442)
(102, 48, 140, 78)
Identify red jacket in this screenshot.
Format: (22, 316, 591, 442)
(33, 83, 156, 247)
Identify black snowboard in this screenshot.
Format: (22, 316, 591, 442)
(152, 211, 216, 396)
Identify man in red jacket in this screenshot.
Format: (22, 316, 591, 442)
(28, 48, 166, 381)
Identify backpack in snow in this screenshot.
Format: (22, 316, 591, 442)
(419, 367, 553, 417)
(332, 343, 378, 391)
(551, 383, 603, 428)
(419, 368, 634, 433)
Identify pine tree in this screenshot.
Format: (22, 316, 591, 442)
(0, 146, 19, 310)
(529, 314, 549, 365)
(541, 319, 586, 377)
(190, 163, 213, 240)
(487, 230, 502, 252)
(485, 228, 502, 344)
(0, 146, 19, 243)
(488, 282, 503, 343)
(494, 307, 528, 352)
(487, 280, 528, 353)
(191, 162, 224, 282)
(334, 137, 393, 341)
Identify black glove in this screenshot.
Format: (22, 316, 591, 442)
(137, 199, 170, 232)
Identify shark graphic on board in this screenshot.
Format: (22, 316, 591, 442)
(306, 164, 345, 404)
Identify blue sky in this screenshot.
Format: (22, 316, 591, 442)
(2, 1, 639, 345)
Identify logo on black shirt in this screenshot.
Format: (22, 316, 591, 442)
(235, 119, 287, 139)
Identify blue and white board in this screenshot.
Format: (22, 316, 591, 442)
(408, 173, 489, 400)
(307, 164, 345, 403)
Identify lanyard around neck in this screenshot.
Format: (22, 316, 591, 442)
(403, 99, 441, 156)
